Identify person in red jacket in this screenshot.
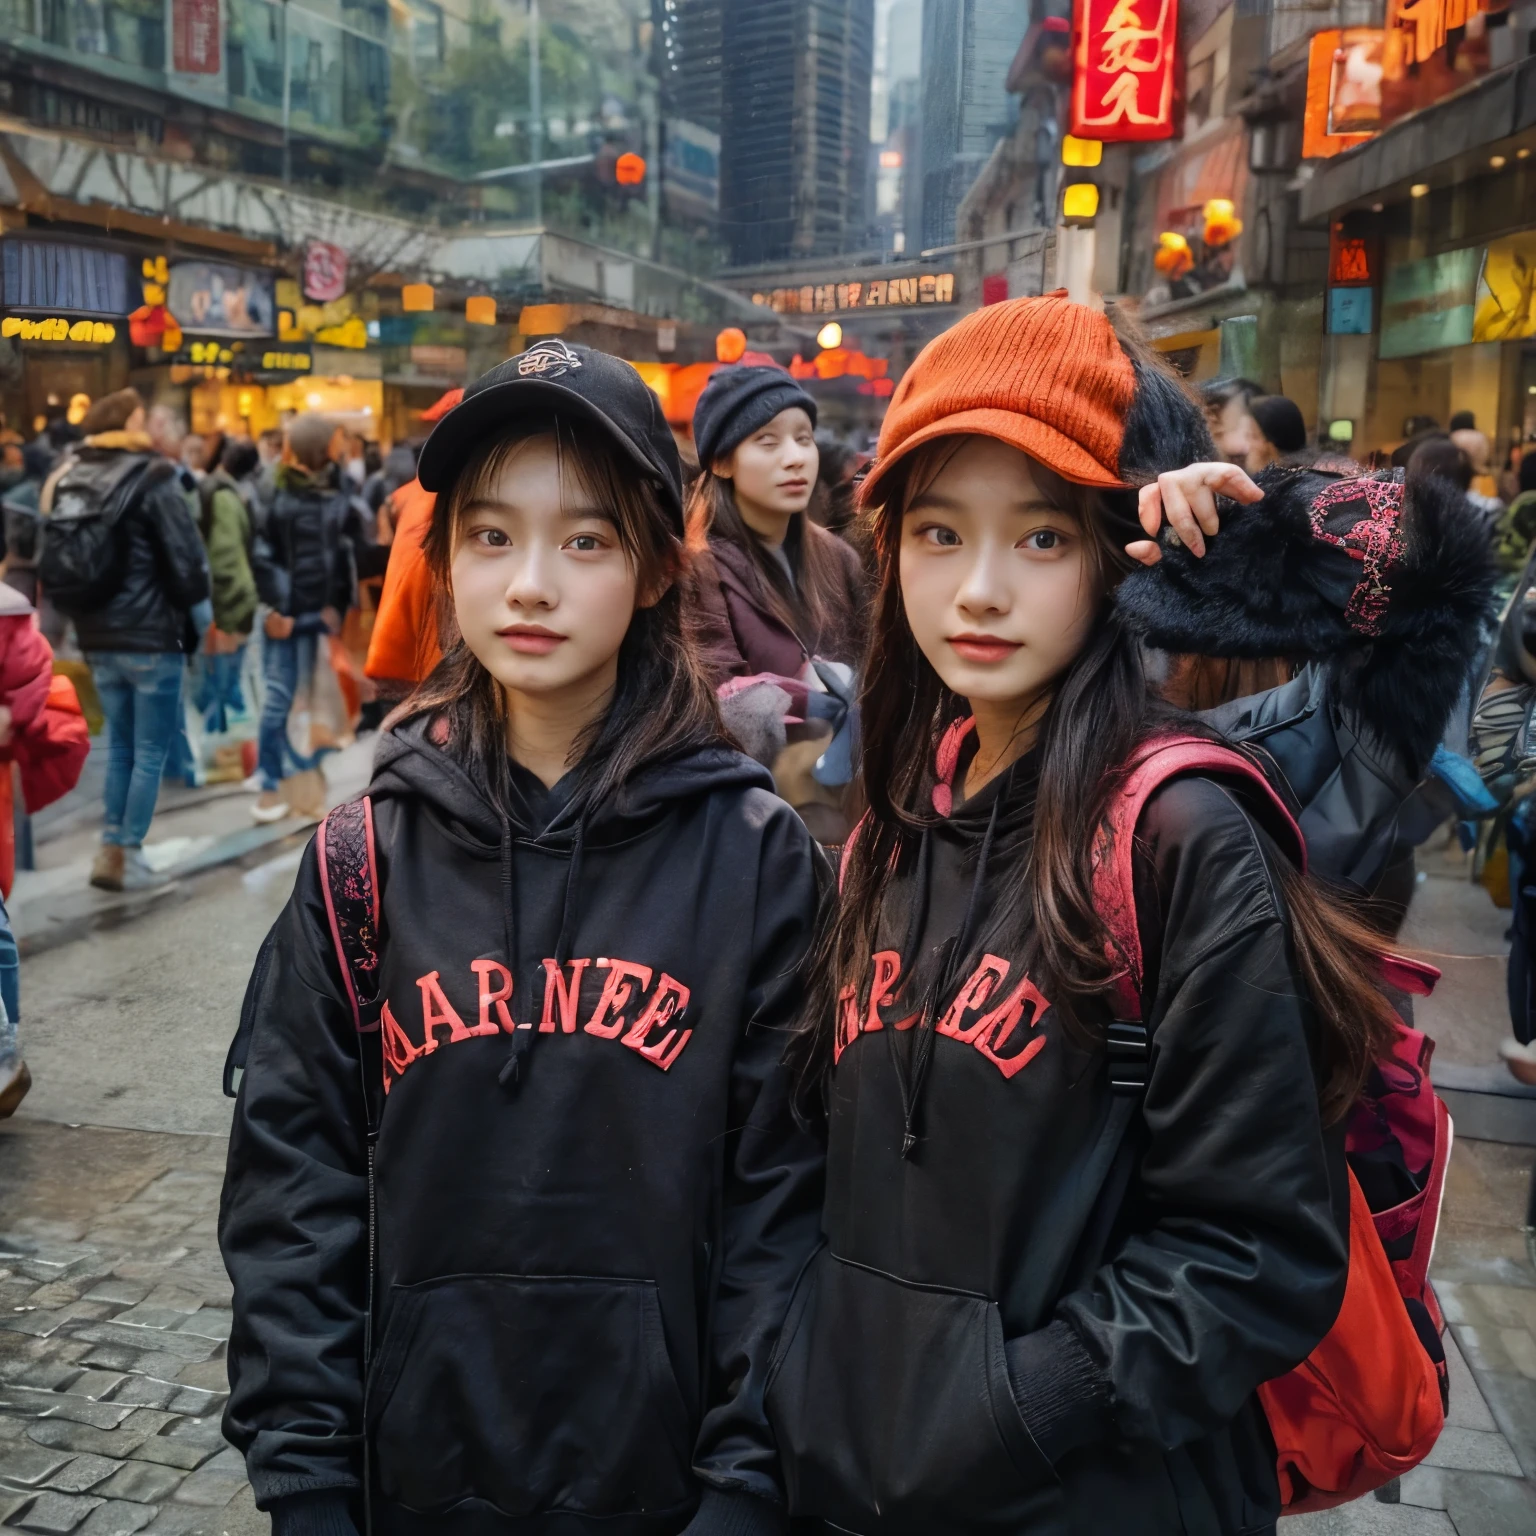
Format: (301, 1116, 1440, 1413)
(0, 584, 90, 1113)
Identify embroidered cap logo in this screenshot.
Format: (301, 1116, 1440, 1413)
(1307, 471, 1406, 637)
(517, 339, 584, 379)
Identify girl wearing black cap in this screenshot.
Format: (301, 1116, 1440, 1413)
(220, 343, 825, 1536)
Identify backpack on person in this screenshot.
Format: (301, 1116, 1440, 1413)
(1091, 734, 1451, 1513)
(38, 453, 160, 615)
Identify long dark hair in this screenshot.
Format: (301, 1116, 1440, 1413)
(688, 468, 854, 656)
(800, 325, 1400, 1126)
(397, 414, 723, 810)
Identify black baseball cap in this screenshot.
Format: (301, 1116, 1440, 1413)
(416, 340, 685, 532)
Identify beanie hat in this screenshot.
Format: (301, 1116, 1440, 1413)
(693, 365, 818, 470)
(860, 292, 1135, 507)
(1249, 395, 1307, 456)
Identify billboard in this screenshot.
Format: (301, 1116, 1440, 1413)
(1378, 248, 1480, 359)
(1071, 0, 1177, 142)
(167, 261, 276, 338)
(663, 120, 721, 223)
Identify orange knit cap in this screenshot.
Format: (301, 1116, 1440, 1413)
(860, 292, 1136, 508)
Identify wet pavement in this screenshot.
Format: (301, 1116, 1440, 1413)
(0, 771, 1532, 1535)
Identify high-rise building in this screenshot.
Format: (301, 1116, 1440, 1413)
(654, 0, 725, 134)
(918, 0, 1030, 251)
(719, 0, 876, 267)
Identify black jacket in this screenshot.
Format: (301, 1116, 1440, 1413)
(764, 463, 1495, 1535)
(767, 749, 1348, 1536)
(67, 447, 211, 655)
(252, 463, 364, 619)
(220, 719, 827, 1536)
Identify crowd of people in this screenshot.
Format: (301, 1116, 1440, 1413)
(0, 292, 1527, 1532)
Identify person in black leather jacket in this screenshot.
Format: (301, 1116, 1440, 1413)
(54, 390, 211, 892)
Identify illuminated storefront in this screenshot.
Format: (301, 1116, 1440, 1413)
(1305, 8, 1532, 459)
(0, 235, 134, 431)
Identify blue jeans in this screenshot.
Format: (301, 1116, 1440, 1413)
(258, 627, 322, 791)
(87, 651, 186, 847)
(196, 647, 248, 734)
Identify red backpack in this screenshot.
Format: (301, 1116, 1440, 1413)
(1090, 733, 1452, 1513)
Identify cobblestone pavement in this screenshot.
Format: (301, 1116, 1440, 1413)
(0, 1119, 260, 1536)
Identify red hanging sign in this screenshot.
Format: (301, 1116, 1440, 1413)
(1071, 0, 1177, 143)
(171, 0, 221, 74)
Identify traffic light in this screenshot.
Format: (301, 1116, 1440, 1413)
(1059, 136, 1102, 228)
(1061, 182, 1100, 226)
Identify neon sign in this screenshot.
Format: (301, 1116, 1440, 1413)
(1071, 0, 1177, 143)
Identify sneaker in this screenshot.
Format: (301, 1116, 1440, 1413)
(120, 847, 169, 892)
(252, 791, 290, 824)
(89, 844, 125, 892)
(0, 1055, 30, 1118)
(241, 772, 267, 794)
(1499, 1037, 1536, 1087)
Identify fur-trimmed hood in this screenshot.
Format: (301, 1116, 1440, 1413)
(1117, 465, 1497, 768)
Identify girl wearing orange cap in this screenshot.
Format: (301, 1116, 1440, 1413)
(766, 296, 1491, 1533)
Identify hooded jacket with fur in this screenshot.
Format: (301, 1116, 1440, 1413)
(220, 719, 826, 1536)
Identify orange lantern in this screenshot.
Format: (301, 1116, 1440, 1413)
(465, 295, 497, 326)
(1154, 232, 1194, 279)
(1202, 198, 1243, 248)
(615, 152, 647, 187)
(402, 283, 435, 313)
(715, 327, 747, 363)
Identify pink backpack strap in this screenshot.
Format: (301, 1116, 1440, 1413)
(317, 796, 382, 1033)
(1092, 736, 1306, 1035)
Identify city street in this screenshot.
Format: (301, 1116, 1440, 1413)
(0, 751, 1531, 1535)
(0, 746, 370, 1536)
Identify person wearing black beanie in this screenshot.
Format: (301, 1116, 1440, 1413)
(687, 364, 869, 841)
(692, 365, 820, 470)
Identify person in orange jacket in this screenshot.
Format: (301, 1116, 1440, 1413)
(0, 584, 90, 1114)
(363, 390, 462, 697)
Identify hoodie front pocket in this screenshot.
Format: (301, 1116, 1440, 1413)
(369, 1274, 693, 1519)
(766, 1249, 1059, 1536)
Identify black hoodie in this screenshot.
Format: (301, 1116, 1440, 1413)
(765, 736, 1350, 1536)
(220, 718, 827, 1536)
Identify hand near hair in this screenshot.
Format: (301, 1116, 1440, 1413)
(1126, 463, 1263, 565)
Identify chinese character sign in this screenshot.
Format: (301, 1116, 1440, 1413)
(1071, 0, 1176, 142)
(171, 0, 221, 75)
(303, 241, 349, 304)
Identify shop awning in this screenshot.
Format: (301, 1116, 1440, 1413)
(1300, 56, 1535, 224)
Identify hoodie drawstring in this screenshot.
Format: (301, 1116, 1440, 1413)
(893, 793, 1002, 1158)
(496, 811, 524, 1092)
(498, 809, 589, 1096)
